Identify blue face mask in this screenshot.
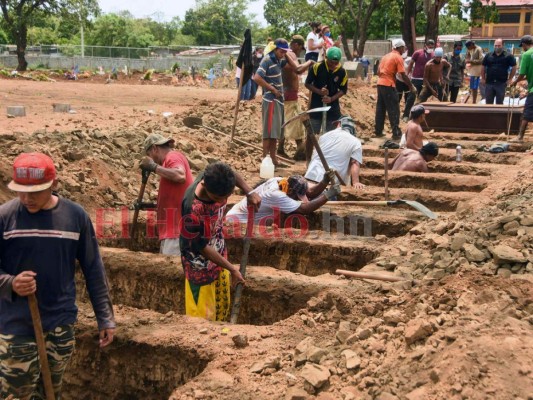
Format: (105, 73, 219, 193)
(324, 32, 331, 37)
(454, 49, 461, 55)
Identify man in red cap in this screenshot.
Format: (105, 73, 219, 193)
(0, 152, 115, 399)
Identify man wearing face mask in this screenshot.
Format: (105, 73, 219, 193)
(481, 38, 517, 104)
(444, 41, 466, 103)
(406, 39, 435, 119)
(250, 46, 264, 99)
(465, 40, 484, 103)
(417, 47, 450, 103)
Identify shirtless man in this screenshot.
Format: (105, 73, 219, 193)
(278, 35, 314, 160)
(417, 48, 450, 103)
(391, 142, 439, 172)
(403, 105, 429, 151)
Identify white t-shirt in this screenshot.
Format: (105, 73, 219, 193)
(306, 32, 322, 55)
(305, 128, 363, 185)
(226, 178, 301, 223)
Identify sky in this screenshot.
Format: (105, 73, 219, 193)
(98, 0, 267, 25)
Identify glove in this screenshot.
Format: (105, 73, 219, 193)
(321, 168, 336, 185)
(324, 184, 341, 200)
(140, 156, 157, 172)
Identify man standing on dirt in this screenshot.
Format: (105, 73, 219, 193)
(390, 142, 439, 172)
(277, 35, 315, 160)
(254, 38, 302, 167)
(417, 48, 450, 103)
(375, 39, 416, 140)
(227, 174, 340, 223)
(140, 133, 193, 256)
(406, 39, 435, 116)
(0, 152, 115, 400)
(179, 162, 260, 321)
(305, 116, 365, 189)
(465, 40, 484, 104)
(511, 35, 533, 142)
(482, 38, 517, 105)
(444, 41, 466, 103)
(402, 105, 429, 151)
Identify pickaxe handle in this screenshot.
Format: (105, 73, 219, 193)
(307, 129, 346, 186)
(130, 169, 151, 240)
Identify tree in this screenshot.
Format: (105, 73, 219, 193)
(182, 0, 253, 45)
(0, 0, 98, 70)
(264, 0, 329, 38)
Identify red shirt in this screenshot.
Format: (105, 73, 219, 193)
(411, 49, 433, 79)
(377, 51, 404, 87)
(157, 151, 193, 240)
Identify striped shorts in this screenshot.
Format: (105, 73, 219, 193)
(0, 324, 75, 400)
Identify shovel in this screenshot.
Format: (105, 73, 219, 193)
(183, 116, 295, 165)
(28, 293, 55, 400)
(129, 168, 152, 249)
(281, 106, 331, 129)
(230, 206, 255, 324)
(329, 199, 437, 219)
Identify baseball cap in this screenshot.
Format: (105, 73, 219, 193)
(274, 38, 291, 52)
(326, 47, 342, 61)
(392, 39, 406, 49)
(519, 35, 533, 47)
(426, 39, 435, 46)
(420, 142, 439, 157)
(434, 47, 444, 57)
(287, 175, 309, 202)
(144, 133, 175, 153)
(8, 152, 56, 193)
(291, 35, 305, 48)
(410, 105, 430, 120)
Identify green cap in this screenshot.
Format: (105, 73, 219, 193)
(326, 47, 342, 61)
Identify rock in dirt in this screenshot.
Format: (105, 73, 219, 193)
(232, 334, 248, 348)
(295, 337, 315, 355)
(250, 356, 280, 373)
(463, 243, 487, 262)
(491, 245, 527, 264)
(341, 349, 361, 370)
(285, 387, 308, 400)
(203, 369, 233, 390)
(404, 319, 434, 345)
(300, 363, 331, 389)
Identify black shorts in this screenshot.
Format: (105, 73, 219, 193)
(524, 93, 533, 122)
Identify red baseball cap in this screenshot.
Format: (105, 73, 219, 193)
(8, 152, 56, 192)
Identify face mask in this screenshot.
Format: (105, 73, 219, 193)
(454, 49, 461, 55)
(324, 32, 331, 37)
(494, 47, 503, 55)
(426, 48, 434, 55)
(257, 53, 263, 58)
(402, 51, 408, 59)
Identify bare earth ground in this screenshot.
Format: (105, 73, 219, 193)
(0, 75, 532, 400)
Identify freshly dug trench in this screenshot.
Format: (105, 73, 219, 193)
(360, 171, 488, 192)
(77, 248, 320, 325)
(226, 234, 379, 276)
(363, 157, 493, 176)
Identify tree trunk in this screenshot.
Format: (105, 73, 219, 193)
(15, 24, 28, 71)
(425, 0, 448, 45)
(402, 0, 417, 55)
(340, 34, 352, 60)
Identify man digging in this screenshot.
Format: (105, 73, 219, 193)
(401, 105, 430, 151)
(390, 142, 439, 172)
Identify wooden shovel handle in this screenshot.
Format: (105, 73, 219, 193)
(28, 294, 55, 400)
(336, 269, 406, 282)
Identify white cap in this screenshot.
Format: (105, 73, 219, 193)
(392, 39, 406, 49)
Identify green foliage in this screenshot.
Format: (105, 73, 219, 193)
(88, 13, 155, 47)
(181, 0, 253, 45)
(172, 62, 180, 73)
(468, 0, 499, 26)
(439, 14, 470, 34)
(264, 0, 331, 38)
(205, 54, 222, 70)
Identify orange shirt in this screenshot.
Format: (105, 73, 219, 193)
(377, 51, 405, 87)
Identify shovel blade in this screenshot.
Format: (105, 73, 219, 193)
(400, 199, 438, 219)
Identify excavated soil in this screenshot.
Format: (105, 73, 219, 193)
(0, 76, 532, 400)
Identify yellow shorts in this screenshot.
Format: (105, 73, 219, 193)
(284, 100, 305, 141)
(185, 269, 231, 321)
